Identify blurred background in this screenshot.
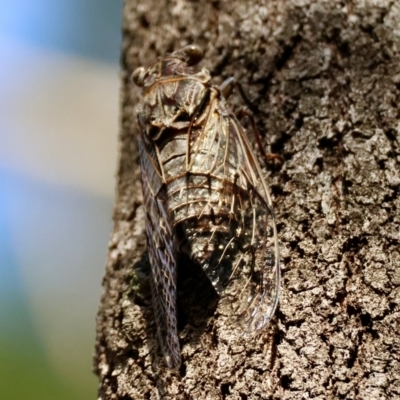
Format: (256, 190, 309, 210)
(0, 1, 122, 398)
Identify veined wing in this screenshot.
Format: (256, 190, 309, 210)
(138, 130, 181, 368)
(185, 95, 280, 332)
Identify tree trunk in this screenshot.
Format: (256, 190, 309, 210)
(94, 0, 400, 398)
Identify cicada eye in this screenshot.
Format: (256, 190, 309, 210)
(180, 45, 204, 66)
(131, 66, 146, 87)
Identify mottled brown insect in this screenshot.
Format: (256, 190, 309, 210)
(132, 45, 280, 368)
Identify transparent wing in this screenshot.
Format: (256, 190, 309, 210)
(183, 97, 280, 333)
(138, 131, 181, 368)
(227, 109, 280, 331)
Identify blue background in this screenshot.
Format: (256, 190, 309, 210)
(0, 1, 122, 398)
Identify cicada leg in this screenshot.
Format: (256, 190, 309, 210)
(220, 77, 281, 166)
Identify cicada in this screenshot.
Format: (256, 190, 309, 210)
(132, 45, 280, 368)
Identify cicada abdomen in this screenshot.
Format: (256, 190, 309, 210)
(133, 45, 280, 368)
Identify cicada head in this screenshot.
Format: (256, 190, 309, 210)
(132, 45, 211, 134)
(132, 45, 205, 89)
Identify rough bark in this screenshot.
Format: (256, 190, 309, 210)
(94, 0, 400, 399)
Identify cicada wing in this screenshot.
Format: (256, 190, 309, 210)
(138, 132, 181, 368)
(229, 114, 280, 332)
(223, 183, 280, 333)
(187, 103, 280, 334)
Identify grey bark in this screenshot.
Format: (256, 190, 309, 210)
(94, 0, 400, 399)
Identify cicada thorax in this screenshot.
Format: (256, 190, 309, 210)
(136, 58, 211, 133)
